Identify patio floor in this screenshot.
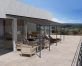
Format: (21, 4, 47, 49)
(0, 35, 81, 66)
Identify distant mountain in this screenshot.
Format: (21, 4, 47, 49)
(63, 23, 82, 25)
(62, 23, 82, 28)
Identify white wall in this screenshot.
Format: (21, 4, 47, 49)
(0, 0, 52, 20)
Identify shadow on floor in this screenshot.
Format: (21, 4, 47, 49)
(0, 49, 12, 56)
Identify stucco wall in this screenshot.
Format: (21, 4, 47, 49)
(0, 0, 52, 20)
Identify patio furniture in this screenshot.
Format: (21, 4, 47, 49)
(16, 42, 23, 50)
(16, 35, 23, 50)
(35, 36, 49, 49)
(21, 37, 38, 56)
(44, 35, 61, 43)
(27, 38, 35, 41)
(42, 39, 49, 48)
(31, 32, 39, 37)
(21, 44, 37, 56)
(50, 36, 61, 43)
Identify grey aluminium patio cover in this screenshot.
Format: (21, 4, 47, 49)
(26, 17, 61, 26)
(6, 14, 61, 25)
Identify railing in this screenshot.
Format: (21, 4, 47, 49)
(76, 40, 82, 66)
(71, 36, 82, 66)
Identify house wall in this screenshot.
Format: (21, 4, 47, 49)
(5, 19, 12, 35)
(0, 0, 16, 18)
(0, 19, 13, 49)
(0, 0, 52, 20)
(0, 19, 4, 39)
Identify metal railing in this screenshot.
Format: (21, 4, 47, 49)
(71, 36, 82, 66)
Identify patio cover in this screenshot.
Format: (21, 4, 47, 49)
(6, 14, 61, 26)
(26, 17, 61, 26)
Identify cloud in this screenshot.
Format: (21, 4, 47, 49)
(51, 18, 66, 23)
(52, 18, 82, 23)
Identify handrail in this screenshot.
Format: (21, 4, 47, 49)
(71, 36, 82, 66)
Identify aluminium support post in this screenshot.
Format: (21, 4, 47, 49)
(63, 27, 65, 40)
(38, 25, 42, 58)
(56, 25, 57, 46)
(61, 25, 64, 40)
(12, 18, 17, 52)
(24, 21, 28, 39)
(60, 25, 62, 42)
(49, 25, 51, 51)
(44, 25, 46, 36)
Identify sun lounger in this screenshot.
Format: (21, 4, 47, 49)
(44, 35, 61, 43)
(50, 36, 61, 43)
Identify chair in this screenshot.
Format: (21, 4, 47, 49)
(16, 42, 23, 50)
(42, 39, 49, 48)
(40, 36, 50, 48)
(16, 35, 23, 50)
(21, 37, 38, 56)
(31, 32, 39, 37)
(21, 44, 37, 56)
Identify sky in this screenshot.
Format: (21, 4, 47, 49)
(19, 0, 82, 23)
